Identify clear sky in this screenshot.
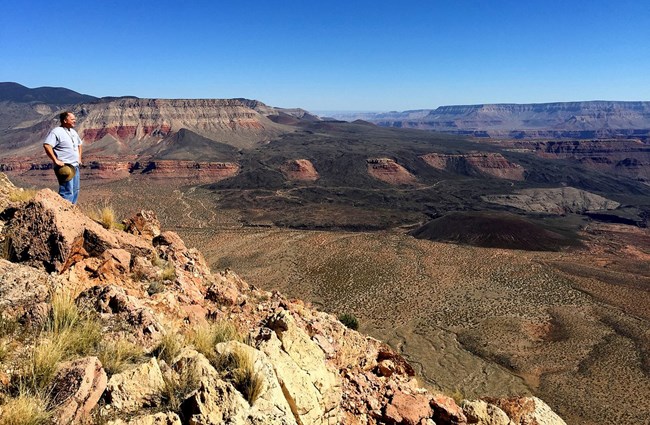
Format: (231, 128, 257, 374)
(1, 0, 648, 111)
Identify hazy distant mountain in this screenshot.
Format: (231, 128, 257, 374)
(0, 82, 98, 104)
(329, 101, 650, 139)
(0, 82, 99, 131)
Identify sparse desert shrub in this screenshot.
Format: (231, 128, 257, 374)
(153, 329, 185, 365)
(338, 313, 359, 330)
(8, 188, 38, 203)
(97, 339, 144, 376)
(160, 262, 176, 282)
(146, 280, 166, 296)
(0, 390, 50, 425)
(215, 347, 263, 405)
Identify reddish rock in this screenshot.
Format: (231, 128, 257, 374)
(385, 391, 433, 425)
(431, 394, 468, 425)
(123, 210, 161, 239)
(421, 153, 525, 181)
(49, 356, 107, 425)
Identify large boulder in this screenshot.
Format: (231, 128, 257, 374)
(215, 341, 297, 424)
(461, 400, 513, 425)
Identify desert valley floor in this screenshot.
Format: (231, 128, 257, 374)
(11, 175, 650, 425)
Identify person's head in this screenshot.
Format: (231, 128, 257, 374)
(59, 111, 76, 128)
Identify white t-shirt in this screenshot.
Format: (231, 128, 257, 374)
(44, 126, 83, 166)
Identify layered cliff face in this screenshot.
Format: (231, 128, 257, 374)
(0, 174, 568, 424)
(330, 101, 650, 139)
(421, 152, 525, 180)
(502, 139, 650, 183)
(77, 98, 293, 150)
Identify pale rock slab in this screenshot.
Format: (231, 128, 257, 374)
(104, 357, 165, 413)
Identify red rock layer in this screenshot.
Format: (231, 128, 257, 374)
(136, 160, 239, 181)
(421, 152, 525, 181)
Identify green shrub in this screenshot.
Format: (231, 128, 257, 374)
(338, 313, 359, 330)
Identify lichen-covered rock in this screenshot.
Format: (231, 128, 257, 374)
(107, 412, 181, 425)
(0, 259, 51, 323)
(49, 356, 107, 425)
(215, 341, 297, 424)
(77, 285, 163, 338)
(181, 378, 250, 425)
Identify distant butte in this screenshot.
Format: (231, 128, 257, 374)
(366, 158, 418, 185)
(421, 152, 525, 180)
(280, 159, 319, 181)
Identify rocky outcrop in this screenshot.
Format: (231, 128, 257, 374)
(280, 159, 319, 181)
(0, 177, 568, 424)
(4, 189, 152, 272)
(367, 158, 418, 185)
(421, 153, 525, 180)
(134, 160, 239, 180)
(482, 187, 620, 214)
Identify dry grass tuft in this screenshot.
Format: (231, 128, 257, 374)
(46, 290, 79, 334)
(97, 339, 144, 376)
(160, 263, 176, 282)
(8, 188, 38, 203)
(154, 329, 185, 365)
(161, 362, 201, 412)
(189, 320, 242, 363)
(0, 390, 51, 425)
(26, 335, 67, 391)
(87, 203, 123, 230)
(215, 346, 264, 405)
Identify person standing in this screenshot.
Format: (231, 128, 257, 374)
(43, 111, 83, 204)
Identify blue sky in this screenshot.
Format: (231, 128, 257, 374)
(1, 0, 648, 111)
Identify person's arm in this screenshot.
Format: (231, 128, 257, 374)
(43, 144, 64, 167)
(78, 144, 83, 166)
